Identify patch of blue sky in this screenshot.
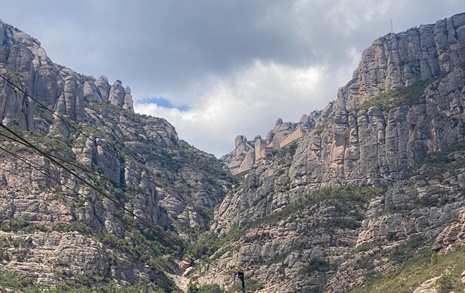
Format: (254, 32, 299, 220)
(137, 97, 190, 111)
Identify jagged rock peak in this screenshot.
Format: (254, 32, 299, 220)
(207, 12, 465, 293)
(0, 20, 134, 120)
(335, 12, 465, 110)
(108, 80, 134, 111)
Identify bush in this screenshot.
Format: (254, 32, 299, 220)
(436, 274, 463, 293)
(352, 79, 434, 112)
(188, 282, 223, 293)
(301, 257, 330, 274)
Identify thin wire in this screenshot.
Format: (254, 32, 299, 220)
(0, 72, 233, 270)
(0, 122, 223, 270)
(0, 162, 171, 275)
(0, 74, 124, 163)
(0, 73, 223, 202)
(0, 122, 182, 247)
(0, 74, 157, 196)
(0, 142, 181, 268)
(0, 154, 80, 199)
(0, 131, 146, 197)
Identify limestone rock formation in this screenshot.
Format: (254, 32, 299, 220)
(201, 12, 465, 292)
(3, 11, 465, 293)
(0, 20, 234, 291)
(222, 113, 320, 175)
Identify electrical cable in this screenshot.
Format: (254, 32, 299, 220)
(0, 121, 226, 272)
(0, 73, 192, 197)
(0, 72, 233, 229)
(0, 131, 152, 201)
(0, 72, 238, 279)
(0, 122, 182, 246)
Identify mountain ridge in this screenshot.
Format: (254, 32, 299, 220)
(205, 12, 465, 292)
(1, 11, 465, 293)
(0, 19, 234, 292)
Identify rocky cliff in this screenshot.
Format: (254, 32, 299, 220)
(3, 11, 465, 293)
(0, 21, 234, 292)
(193, 12, 465, 293)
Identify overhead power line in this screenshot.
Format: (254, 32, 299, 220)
(0, 122, 183, 249)
(0, 74, 162, 193)
(0, 121, 231, 275)
(0, 72, 235, 280)
(0, 73, 227, 204)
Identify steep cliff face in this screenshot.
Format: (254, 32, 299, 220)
(0, 21, 234, 291)
(194, 13, 465, 292)
(3, 11, 465, 293)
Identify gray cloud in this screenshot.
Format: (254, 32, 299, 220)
(2, 0, 464, 156)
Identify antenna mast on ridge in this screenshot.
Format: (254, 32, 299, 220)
(390, 19, 393, 33)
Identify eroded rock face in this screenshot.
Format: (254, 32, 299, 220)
(0, 20, 233, 291)
(3, 10, 465, 293)
(222, 112, 321, 175)
(336, 13, 465, 110)
(208, 12, 465, 292)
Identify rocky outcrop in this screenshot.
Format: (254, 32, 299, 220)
(220, 135, 255, 175)
(0, 20, 234, 291)
(222, 113, 321, 175)
(204, 12, 465, 293)
(336, 13, 465, 110)
(3, 11, 465, 293)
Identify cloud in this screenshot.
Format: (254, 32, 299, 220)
(135, 60, 337, 157)
(2, 0, 465, 157)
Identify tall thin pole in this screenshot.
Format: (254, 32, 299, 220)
(390, 19, 393, 33)
(238, 271, 245, 293)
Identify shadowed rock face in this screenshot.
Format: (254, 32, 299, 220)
(208, 13, 465, 292)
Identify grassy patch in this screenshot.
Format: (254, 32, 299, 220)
(352, 79, 434, 112)
(411, 139, 465, 180)
(349, 246, 465, 293)
(0, 270, 40, 293)
(254, 185, 386, 227)
(300, 257, 331, 275)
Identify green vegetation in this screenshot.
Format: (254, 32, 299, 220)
(254, 185, 386, 227)
(436, 273, 463, 293)
(278, 141, 298, 157)
(225, 277, 263, 293)
(186, 278, 263, 293)
(192, 185, 386, 264)
(0, 269, 172, 292)
(6, 71, 23, 88)
(0, 270, 40, 293)
(300, 257, 331, 275)
(187, 282, 223, 293)
(0, 219, 48, 233)
(412, 139, 465, 180)
(352, 236, 429, 275)
(349, 246, 465, 293)
(352, 79, 434, 112)
(192, 227, 248, 259)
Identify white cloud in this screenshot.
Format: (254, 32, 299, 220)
(3, 0, 464, 157)
(324, 0, 393, 35)
(135, 61, 330, 157)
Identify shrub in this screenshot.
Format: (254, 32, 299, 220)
(301, 257, 330, 274)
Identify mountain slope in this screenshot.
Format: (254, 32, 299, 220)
(0, 21, 234, 292)
(195, 12, 465, 292)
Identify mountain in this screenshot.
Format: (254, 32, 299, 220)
(2, 11, 465, 293)
(0, 21, 235, 292)
(201, 12, 465, 292)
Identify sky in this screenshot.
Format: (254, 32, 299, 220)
(1, 0, 464, 157)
